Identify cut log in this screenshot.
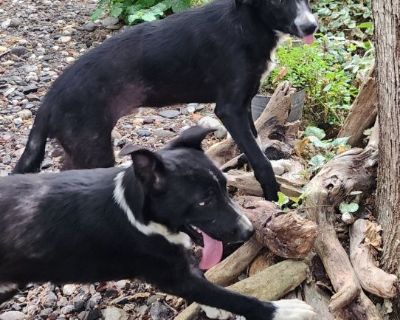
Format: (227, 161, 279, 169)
(206, 82, 295, 166)
(205, 236, 263, 287)
(338, 66, 377, 147)
(175, 260, 308, 320)
(349, 219, 398, 298)
(238, 196, 317, 259)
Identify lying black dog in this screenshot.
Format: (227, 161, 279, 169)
(13, 0, 318, 201)
(1, 127, 315, 319)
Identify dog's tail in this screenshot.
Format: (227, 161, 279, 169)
(13, 104, 51, 174)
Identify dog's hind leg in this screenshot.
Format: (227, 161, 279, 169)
(59, 131, 115, 170)
(0, 283, 18, 304)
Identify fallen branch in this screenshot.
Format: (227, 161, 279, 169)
(238, 196, 317, 259)
(175, 260, 308, 320)
(350, 219, 398, 298)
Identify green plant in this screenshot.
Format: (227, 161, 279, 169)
(92, 0, 194, 25)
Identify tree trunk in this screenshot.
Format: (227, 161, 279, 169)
(373, 0, 400, 317)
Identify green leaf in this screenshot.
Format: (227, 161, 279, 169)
(110, 5, 124, 17)
(308, 136, 330, 149)
(141, 12, 158, 21)
(339, 202, 359, 214)
(277, 192, 290, 207)
(304, 126, 326, 140)
(91, 7, 104, 21)
(308, 154, 327, 171)
(331, 137, 350, 147)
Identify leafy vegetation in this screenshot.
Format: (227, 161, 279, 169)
(92, 0, 193, 25)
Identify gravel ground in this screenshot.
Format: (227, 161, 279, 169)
(0, 0, 225, 319)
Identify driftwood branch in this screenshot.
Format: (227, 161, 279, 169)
(350, 219, 398, 298)
(175, 260, 308, 320)
(338, 66, 377, 146)
(238, 196, 317, 259)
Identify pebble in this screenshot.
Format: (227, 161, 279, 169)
(58, 35, 71, 43)
(0, 311, 26, 320)
(60, 305, 75, 315)
(158, 109, 180, 119)
(137, 128, 151, 137)
(10, 46, 28, 57)
(153, 128, 175, 138)
(13, 117, 23, 126)
(2, 154, 11, 165)
(9, 18, 22, 27)
(82, 21, 97, 32)
(43, 291, 58, 307)
(149, 301, 171, 320)
(198, 116, 227, 139)
(65, 56, 75, 63)
(101, 307, 129, 320)
(62, 284, 77, 296)
(17, 109, 32, 120)
(22, 85, 38, 94)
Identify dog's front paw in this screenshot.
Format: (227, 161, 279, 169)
(200, 305, 232, 320)
(272, 299, 316, 320)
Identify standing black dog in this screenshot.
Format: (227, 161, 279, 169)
(13, 0, 318, 201)
(1, 127, 315, 319)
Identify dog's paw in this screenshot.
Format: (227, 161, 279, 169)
(272, 299, 316, 320)
(200, 305, 232, 319)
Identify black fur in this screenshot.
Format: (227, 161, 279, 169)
(1, 127, 289, 319)
(13, 0, 317, 201)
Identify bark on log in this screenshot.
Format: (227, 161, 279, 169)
(205, 236, 263, 287)
(206, 82, 294, 166)
(303, 283, 336, 320)
(248, 250, 277, 276)
(349, 219, 398, 298)
(338, 66, 378, 147)
(304, 137, 381, 318)
(227, 170, 303, 197)
(238, 196, 317, 259)
(175, 260, 308, 320)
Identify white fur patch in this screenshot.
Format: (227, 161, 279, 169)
(200, 305, 232, 320)
(113, 172, 191, 248)
(0, 283, 17, 294)
(229, 201, 254, 233)
(272, 299, 316, 320)
(294, 1, 317, 35)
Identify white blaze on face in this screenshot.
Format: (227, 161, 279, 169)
(294, 1, 317, 36)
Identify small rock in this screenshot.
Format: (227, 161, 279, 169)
(0, 311, 26, 320)
(9, 18, 22, 28)
(198, 116, 227, 139)
(2, 154, 11, 165)
(41, 158, 53, 169)
(137, 128, 151, 137)
(101, 307, 129, 320)
(143, 117, 155, 124)
(1, 19, 11, 29)
(43, 291, 57, 307)
(22, 85, 38, 94)
(60, 305, 75, 315)
(40, 308, 53, 317)
(62, 284, 76, 296)
(13, 117, 23, 126)
(25, 304, 40, 315)
(87, 293, 102, 308)
(101, 17, 119, 27)
(73, 293, 90, 312)
(58, 36, 71, 43)
(158, 109, 180, 119)
(66, 56, 75, 63)
(86, 308, 102, 320)
(115, 280, 128, 290)
(17, 109, 32, 120)
(149, 301, 171, 320)
(153, 128, 175, 139)
(10, 46, 28, 57)
(82, 22, 97, 32)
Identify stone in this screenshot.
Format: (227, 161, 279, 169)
(2, 154, 11, 165)
(198, 116, 227, 139)
(43, 291, 57, 307)
(137, 128, 151, 137)
(60, 305, 75, 315)
(149, 301, 171, 320)
(40, 308, 53, 317)
(101, 17, 119, 28)
(158, 109, 180, 119)
(82, 22, 97, 32)
(101, 307, 129, 320)
(0, 311, 26, 320)
(17, 109, 32, 120)
(10, 46, 28, 57)
(153, 128, 175, 138)
(58, 36, 71, 43)
(9, 18, 22, 27)
(13, 117, 23, 126)
(22, 85, 38, 94)
(62, 284, 76, 296)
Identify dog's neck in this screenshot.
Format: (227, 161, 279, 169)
(113, 168, 191, 248)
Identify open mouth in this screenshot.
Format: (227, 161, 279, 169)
(181, 224, 224, 270)
(301, 34, 315, 44)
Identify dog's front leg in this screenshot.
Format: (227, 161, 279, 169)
(215, 102, 279, 201)
(162, 269, 315, 320)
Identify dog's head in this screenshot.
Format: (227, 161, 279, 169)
(120, 126, 254, 267)
(239, 0, 318, 43)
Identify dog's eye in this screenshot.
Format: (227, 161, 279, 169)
(198, 201, 206, 206)
(197, 197, 214, 207)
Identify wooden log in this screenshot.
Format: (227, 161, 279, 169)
(338, 66, 377, 147)
(304, 128, 382, 318)
(227, 170, 303, 197)
(303, 283, 336, 320)
(175, 260, 308, 320)
(238, 196, 317, 259)
(205, 236, 263, 287)
(349, 219, 398, 298)
(206, 82, 294, 166)
(248, 250, 277, 276)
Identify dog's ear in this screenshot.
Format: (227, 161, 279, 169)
(120, 145, 166, 191)
(166, 126, 216, 151)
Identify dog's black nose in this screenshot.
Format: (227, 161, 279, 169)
(299, 22, 318, 36)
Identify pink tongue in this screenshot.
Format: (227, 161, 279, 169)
(302, 35, 315, 45)
(199, 231, 223, 270)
